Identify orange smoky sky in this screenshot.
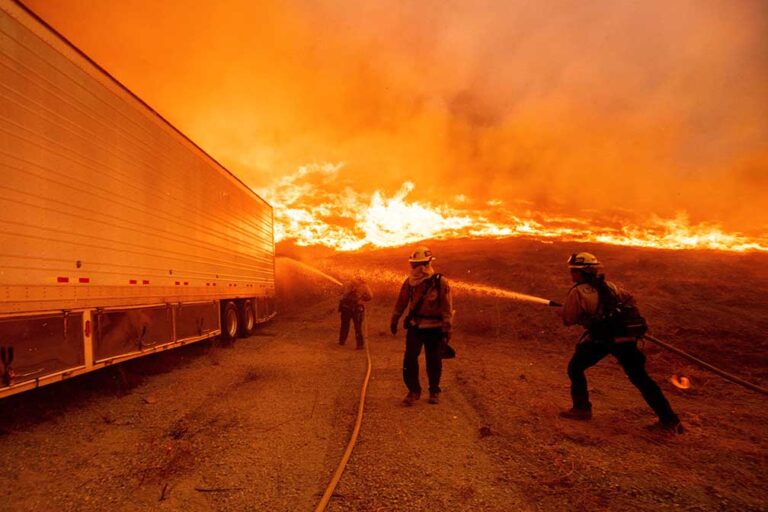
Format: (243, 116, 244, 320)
(23, 0, 768, 236)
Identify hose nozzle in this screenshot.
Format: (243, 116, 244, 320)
(548, 300, 563, 307)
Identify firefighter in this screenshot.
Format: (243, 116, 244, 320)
(339, 276, 373, 349)
(559, 252, 683, 433)
(390, 246, 453, 405)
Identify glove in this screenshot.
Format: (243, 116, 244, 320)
(390, 320, 398, 336)
(442, 332, 451, 343)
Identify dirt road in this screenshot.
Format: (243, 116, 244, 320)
(329, 303, 530, 512)
(0, 307, 365, 511)
(0, 299, 534, 511)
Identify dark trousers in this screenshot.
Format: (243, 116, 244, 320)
(339, 307, 364, 347)
(403, 328, 442, 394)
(567, 338, 679, 424)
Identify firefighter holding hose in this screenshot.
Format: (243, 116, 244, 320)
(390, 247, 454, 405)
(559, 252, 684, 434)
(339, 276, 373, 349)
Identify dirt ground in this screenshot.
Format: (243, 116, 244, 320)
(1, 238, 767, 511)
(0, 310, 365, 511)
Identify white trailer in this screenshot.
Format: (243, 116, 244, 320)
(0, 0, 276, 399)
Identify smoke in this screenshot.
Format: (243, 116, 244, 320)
(25, 0, 768, 233)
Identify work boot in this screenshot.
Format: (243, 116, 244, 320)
(403, 391, 421, 406)
(428, 392, 440, 405)
(338, 340, 346, 346)
(559, 408, 593, 421)
(648, 420, 685, 435)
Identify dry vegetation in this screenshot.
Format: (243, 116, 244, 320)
(286, 237, 768, 511)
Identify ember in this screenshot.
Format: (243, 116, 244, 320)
(670, 375, 692, 390)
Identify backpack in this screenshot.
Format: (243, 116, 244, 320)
(587, 278, 648, 341)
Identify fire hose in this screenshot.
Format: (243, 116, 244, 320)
(642, 334, 768, 396)
(314, 322, 372, 512)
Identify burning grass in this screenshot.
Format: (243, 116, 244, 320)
(265, 168, 768, 254)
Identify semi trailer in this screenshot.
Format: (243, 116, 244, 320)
(0, 0, 276, 399)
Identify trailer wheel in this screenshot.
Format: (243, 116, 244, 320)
(221, 301, 240, 343)
(239, 300, 255, 337)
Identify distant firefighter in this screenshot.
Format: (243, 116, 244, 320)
(559, 252, 683, 433)
(390, 246, 454, 406)
(338, 276, 373, 350)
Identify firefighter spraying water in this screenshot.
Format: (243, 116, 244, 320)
(556, 252, 684, 433)
(338, 276, 373, 349)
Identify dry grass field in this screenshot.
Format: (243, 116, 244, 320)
(281, 237, 768, 511)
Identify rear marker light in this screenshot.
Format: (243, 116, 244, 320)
(79, 277, 90, 283)
(57, 277, 69, 283)
(129, 279, 137, 285)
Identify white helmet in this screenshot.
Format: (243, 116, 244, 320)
(567, 252, 602, 274)
(408, 246, 435, 263)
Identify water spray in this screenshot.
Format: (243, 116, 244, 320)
(276, 256, 343, 286)
(450, 281, 562, 307)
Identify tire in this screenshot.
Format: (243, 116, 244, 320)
(220, 301, 239, 343)
(239, 300, 255, 337)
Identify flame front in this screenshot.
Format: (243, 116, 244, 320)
(261, 164, 768, 253)
(26, 2, 768, 255)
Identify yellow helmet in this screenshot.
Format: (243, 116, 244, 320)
(567, 252, 602, 273)
(408, 246, 435, 263)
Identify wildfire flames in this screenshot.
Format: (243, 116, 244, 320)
(261, 164, 768, 253)
(26, 2, 768, 255)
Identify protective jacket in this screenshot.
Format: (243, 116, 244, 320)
(562, 280, 644, 343)
(561, 281, 634, 327)
(392, 275, 453, 333)
(339, 279, 372, 311)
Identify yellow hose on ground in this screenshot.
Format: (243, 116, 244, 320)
(314, 321, 373, 511)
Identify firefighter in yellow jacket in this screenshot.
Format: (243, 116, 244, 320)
(559, 252, 683, 433)
(339, 276, 373, 349)
(390, 247, 453, 405)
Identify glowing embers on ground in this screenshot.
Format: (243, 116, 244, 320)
(670, 374, 692, 390)
(260, 164, 768, 253)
